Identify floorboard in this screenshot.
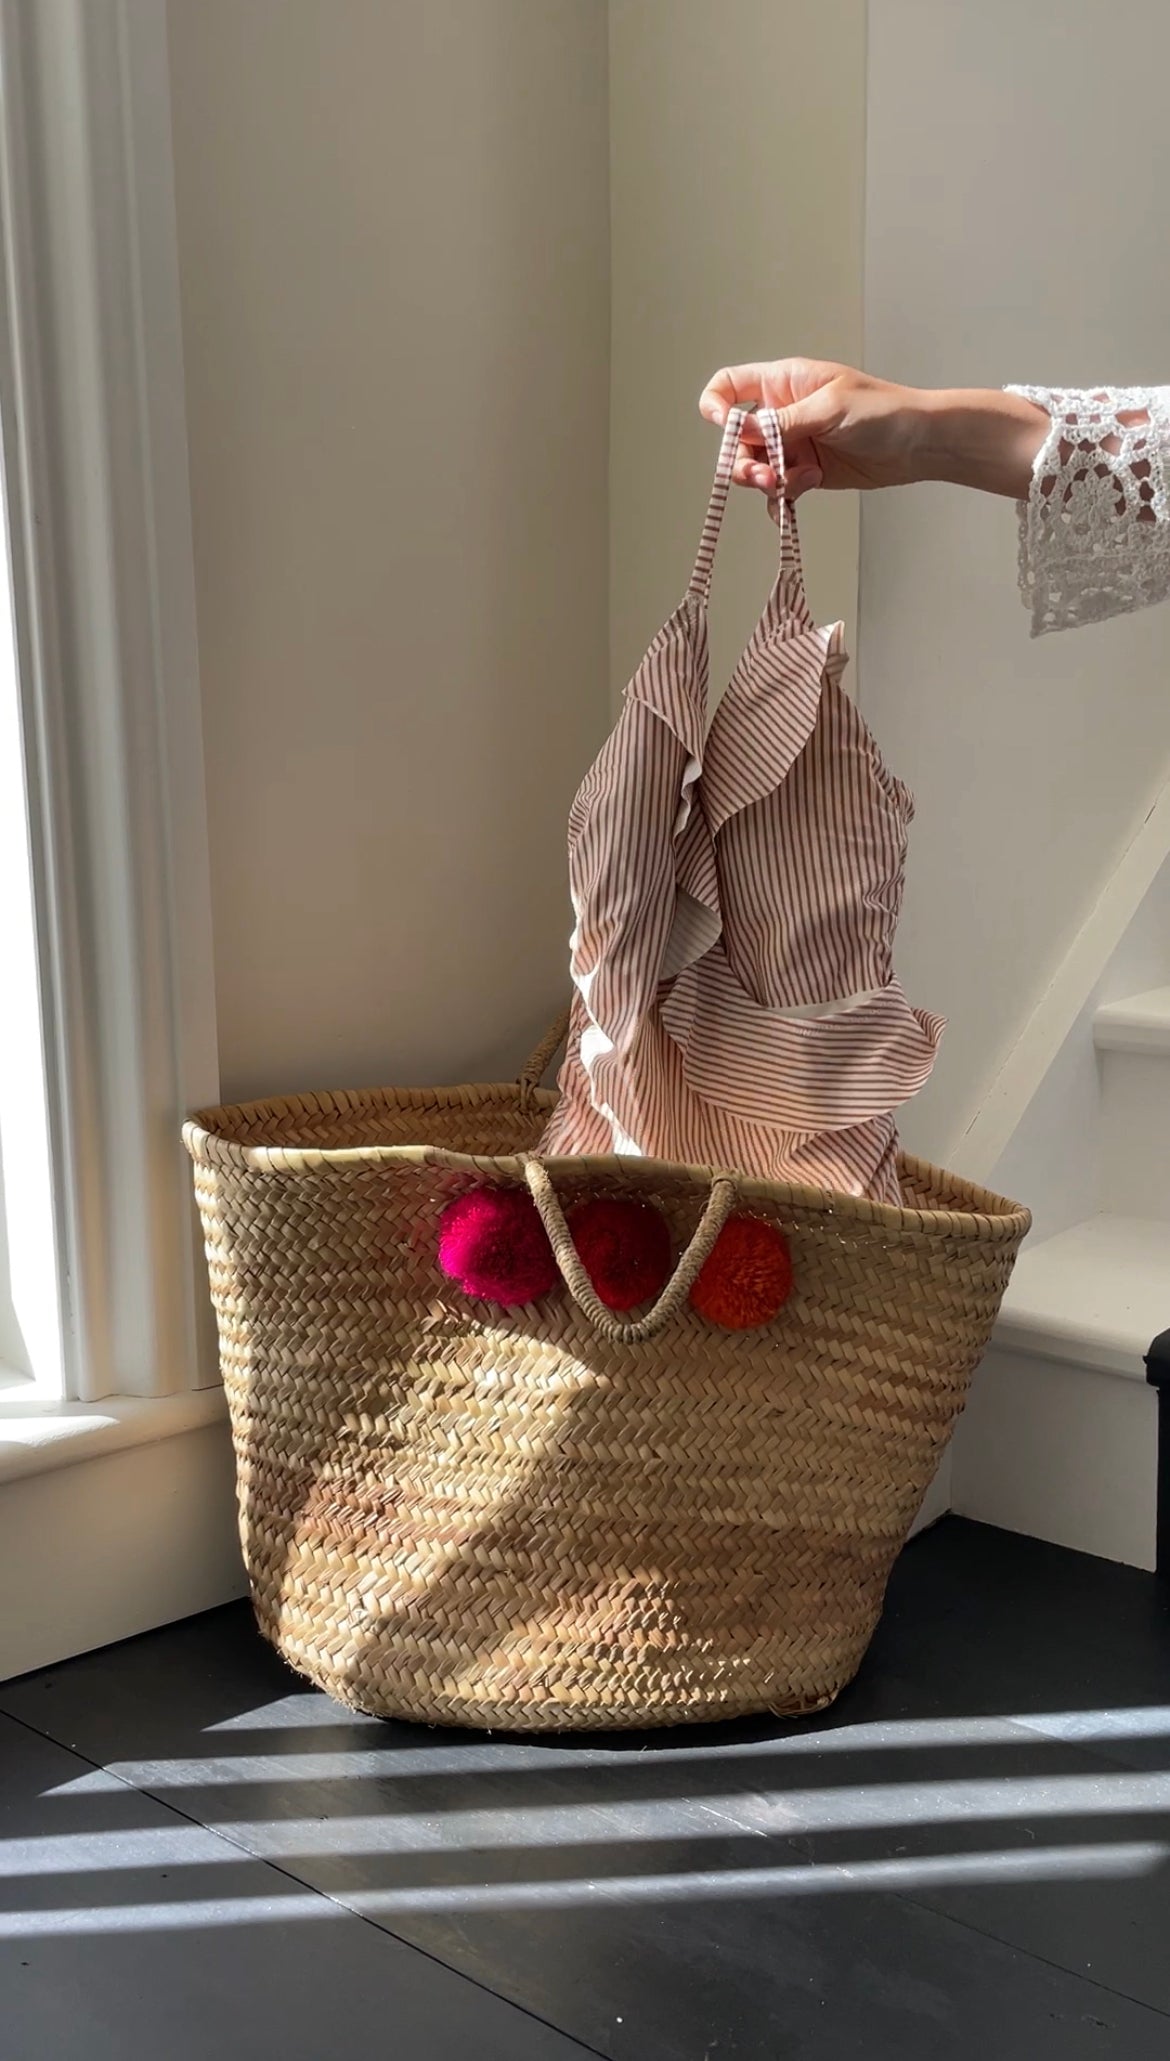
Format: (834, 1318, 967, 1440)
(3, 1519, 1168, 2060)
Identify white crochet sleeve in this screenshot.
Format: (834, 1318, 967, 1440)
(1006, 384, 1170, 635)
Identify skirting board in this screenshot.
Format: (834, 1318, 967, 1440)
(950, 1344, 1159, 1571)
(0, 1418, 247, 1681)
(909, 1449, 953, 1538)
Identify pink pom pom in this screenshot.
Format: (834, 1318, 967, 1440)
(567, 1196, 672, 1311)
(438, 1187, 558, 1307)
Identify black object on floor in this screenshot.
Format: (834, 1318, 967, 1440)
(1145, 1327, 1170, 1577)
(2, 1516, 1169, 2061)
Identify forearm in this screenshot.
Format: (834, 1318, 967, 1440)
(909, 388, 1050, 499)
(701, 357, 1170, 636)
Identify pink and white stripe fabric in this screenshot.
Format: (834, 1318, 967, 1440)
(540, 409, 944, 1204)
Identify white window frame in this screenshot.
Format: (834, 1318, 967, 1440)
(0, 0, 243, 1673)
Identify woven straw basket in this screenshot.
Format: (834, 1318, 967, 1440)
(184, 1017, 1030, 1732)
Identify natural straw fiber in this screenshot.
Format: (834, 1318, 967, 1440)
(184, 1022, 1030, 1732)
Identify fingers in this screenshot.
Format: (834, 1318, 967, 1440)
(711, 405, 774, 492)
(699, 363, 773, 426)
(701, 375, 845, 506)
(732, 449, 778, 493)
(732, 443, 821, 496)
(701, 363, 831, 495)
(735, 441, 820, 498)
(777, 453, 824, 497)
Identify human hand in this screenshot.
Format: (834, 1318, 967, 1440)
(699, 359, 1048, 502)
(698, 359, 926, 499)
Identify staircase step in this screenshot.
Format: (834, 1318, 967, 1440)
(954, 1341, 1159, 1568)
(961, 1214, 1166, 1567)
(1094, 985, 1170, 1054)
(994, 1213, 1170, 1379)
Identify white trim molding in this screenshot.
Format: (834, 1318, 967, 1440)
(0, 0, 244, 1677)
(0, 1381, 227, 1488)
(1, 1409, 245, 1680)
(0, 0, 217, 1402)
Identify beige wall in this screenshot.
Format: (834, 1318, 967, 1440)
(608, 0, 866, 705)
(168, 0, 609, 1102)
(172, 0, 865, 1109)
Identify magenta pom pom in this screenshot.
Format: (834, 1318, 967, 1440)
(567, 1196, 672, 1312)
(438, 1186, 558, 1307)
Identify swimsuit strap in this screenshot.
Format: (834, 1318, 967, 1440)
(756, 408, 811, 608)
(687, 408, 743, 604)
(687, 406, 814, 629)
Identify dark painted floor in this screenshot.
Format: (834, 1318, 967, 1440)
(2, 1519, 1169, 2061)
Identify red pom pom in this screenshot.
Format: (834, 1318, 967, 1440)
(567, 1196, 672, 1312)
(438, 1187, 558, 1307)
(690, 1216, 793, 1331)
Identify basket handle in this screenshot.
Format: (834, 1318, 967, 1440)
(523, 1155, 737, 1344)
(517, 1009, 572, 1109)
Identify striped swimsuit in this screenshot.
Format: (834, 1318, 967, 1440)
(540, 408, 944, 1204)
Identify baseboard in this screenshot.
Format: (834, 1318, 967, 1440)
(908, 1449, 953, 1537)
(951, 1344, 1159, 1570)
(0, 1417, 247, 1681)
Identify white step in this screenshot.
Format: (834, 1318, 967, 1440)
(952, 1213, 1165, 1569)
(953, 1341, 1159, 1569)
(993, 1213, 1170, 1379)
(1094, 985, 1170, 1055)
(1093, 1004, 1170, 1218)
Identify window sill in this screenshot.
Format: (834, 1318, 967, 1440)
(0, 1384, 228, 1486)
(1, 1384, 242, 1680)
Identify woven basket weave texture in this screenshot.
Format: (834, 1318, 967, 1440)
(184, 1060, 1029, 1732)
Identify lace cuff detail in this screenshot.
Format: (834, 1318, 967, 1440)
(1007, 384, 1170, 635)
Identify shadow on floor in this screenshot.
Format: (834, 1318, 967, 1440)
(2, 1521, 1169, 2060)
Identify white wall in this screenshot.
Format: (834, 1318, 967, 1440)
(609, 0, 866, 707)
(862, 0, 1170, 1165)
(168, 0, 610, 1103)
